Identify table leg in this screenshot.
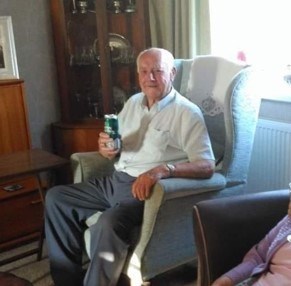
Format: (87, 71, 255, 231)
(35, 173, 46, 261)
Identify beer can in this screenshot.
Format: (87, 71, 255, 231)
(104, 114, 121, 150)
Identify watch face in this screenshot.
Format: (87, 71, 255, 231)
(167, 164, 175, 170)
(166, 163, 175, 176)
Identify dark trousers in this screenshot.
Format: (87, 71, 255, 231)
(45, 171, 144, 286)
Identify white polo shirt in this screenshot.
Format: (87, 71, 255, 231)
(114, 88, 214, 177)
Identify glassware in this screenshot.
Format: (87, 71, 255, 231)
(113, 1, 122, 13)
(77, 0, 88, 14)
(125, 0, 136, 13)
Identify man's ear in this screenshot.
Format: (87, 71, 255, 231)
(171, 67, 177, 81)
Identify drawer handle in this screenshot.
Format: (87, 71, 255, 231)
(31, 199, 42, 205)
(3, 184, 23, 192)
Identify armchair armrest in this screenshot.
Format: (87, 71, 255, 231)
(70, 151, 115, 183)
(128, 173, 227, 276)
(193, 189, 289, 286)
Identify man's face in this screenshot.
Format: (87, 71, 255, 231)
(137, 51, 175, 103)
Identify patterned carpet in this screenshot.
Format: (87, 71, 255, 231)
(0, 242, 197, 286)
(0, 242, 53, 286)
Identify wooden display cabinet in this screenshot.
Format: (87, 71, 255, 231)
(0, 176, 43, 253)
(0, 80, 31, 154)
(0, 80, 43, 254)
(50, 0, 151, 158)
(52, 120, 103, 158)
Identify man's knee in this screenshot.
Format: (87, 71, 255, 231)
(45, 185, 66, 209)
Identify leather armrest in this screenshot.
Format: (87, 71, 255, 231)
(193, 189, 289, 286)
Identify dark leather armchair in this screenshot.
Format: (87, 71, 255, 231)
(192, 189, 289, 286)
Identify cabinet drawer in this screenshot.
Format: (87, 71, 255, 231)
(0, 190, 43, 244)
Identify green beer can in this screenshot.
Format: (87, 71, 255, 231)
(104, 114, 121, 150)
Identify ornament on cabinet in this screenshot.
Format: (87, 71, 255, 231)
(94, 33, 135, 64)
(125, 0, 136, 13)
(71, 0, 96, 14)
(70, 44, 99, 66)
(70, 0, 138, 15)
(107, 0, 136, 13)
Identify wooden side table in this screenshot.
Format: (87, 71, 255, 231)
(0, 149, 69, 266)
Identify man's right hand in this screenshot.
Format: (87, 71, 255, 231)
(98, 132, 120, 160)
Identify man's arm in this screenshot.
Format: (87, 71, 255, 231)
(132, 159, 215, 201)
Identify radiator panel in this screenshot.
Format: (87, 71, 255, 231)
(246, 118, 291, 192)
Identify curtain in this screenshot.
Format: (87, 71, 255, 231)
(195, 0, 211, 55)
(148, 0, 211, 58)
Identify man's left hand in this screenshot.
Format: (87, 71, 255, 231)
(132, 165, 168, 200)
(132, 172, 158, 201)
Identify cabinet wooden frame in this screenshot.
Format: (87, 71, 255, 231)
(50, 0, 151, 123)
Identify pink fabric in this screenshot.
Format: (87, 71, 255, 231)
(254, 242, 291, 286)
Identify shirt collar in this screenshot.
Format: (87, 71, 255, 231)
(141, 88, 176, 112)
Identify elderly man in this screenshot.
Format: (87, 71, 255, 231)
(45, 47, 215, 286)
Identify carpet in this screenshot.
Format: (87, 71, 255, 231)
(0, 242, 197, 286)
(0, 271, 33, 286)
(0, 242, 53, 286)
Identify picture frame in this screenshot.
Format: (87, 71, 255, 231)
(0, 16, 19, 79)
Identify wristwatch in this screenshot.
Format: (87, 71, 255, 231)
(166, 163, 176, 177)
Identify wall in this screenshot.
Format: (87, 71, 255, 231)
(0, 0, 60, 150)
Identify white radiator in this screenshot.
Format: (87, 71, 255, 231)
(246, 118, 291, 192)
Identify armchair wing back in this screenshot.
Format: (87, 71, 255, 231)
(70, 55, 262, 285)
(183, 56, 261, 189)
(192, 189, 289, 286)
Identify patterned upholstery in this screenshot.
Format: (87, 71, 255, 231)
(185, 56, 245, 164)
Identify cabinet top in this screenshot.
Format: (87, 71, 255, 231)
(0, 79, 24, 86)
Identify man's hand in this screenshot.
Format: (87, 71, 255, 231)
(132, 165, 169, 200)
(98, 132, 120, 160)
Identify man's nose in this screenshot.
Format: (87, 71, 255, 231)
(149, 72, 155, 80)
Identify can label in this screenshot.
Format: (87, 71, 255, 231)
(104, 114, 121, 150)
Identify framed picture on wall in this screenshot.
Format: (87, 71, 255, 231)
(0, 16, 19, 79)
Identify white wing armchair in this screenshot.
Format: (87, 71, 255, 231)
(70, 56, 262, 285)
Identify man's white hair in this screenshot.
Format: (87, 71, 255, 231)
(136, 47, 175, 72)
